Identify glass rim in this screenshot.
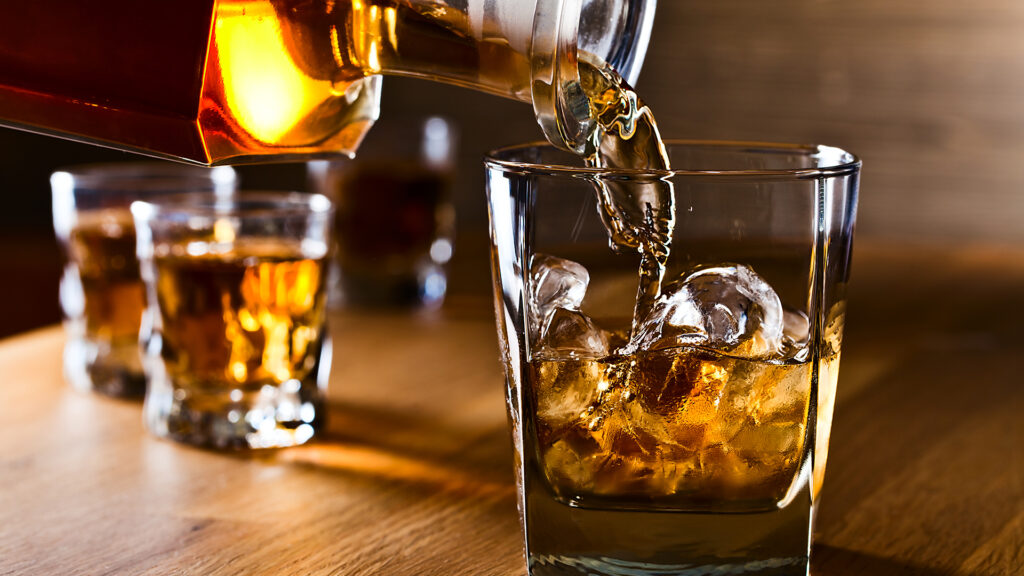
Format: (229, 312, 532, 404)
(51, 162, 236, 189)
(485, 139, 861, 180)
(131, 191, 333, 221)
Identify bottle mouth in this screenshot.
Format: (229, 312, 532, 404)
(581, 0, 657, 87)
(530, 0, 657, 154)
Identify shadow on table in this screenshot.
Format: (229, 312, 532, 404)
(271, 399, 516, 498)
(812, 544, 955, 576)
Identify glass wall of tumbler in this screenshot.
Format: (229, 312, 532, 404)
(486, 141, 859, 575)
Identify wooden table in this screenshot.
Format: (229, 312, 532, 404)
(1, 243, 1021, 575)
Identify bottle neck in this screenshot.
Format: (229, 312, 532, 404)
(337, 0, 536, 103)
(271, 0, 655, 153)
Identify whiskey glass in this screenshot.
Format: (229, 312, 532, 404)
(308, 115, 456, 308)
(132, 192, 333, 449)
(51, 163, 236, 398)
(485, 141, 860, 575)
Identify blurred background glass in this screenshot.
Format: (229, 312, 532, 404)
(308, 115, 456, 309)
(51, 163, 236, 397)
(2, 1, 1023, 336)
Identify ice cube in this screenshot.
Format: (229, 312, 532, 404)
(684, 265, 783, 357)
(633, 264, 784, 358)
(529, 254, 590, 340)
(536, 308, 611, 358)
(531, 358, 605, 431)
(630, 289, 706, 353)
(781, 307, 810, 360)
(542, 432, 602, 494)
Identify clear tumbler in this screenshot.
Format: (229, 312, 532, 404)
(308, 116, 457, 309)
(485, 141, 860, 575)
(132, 192, 334, 449)
(51, 163, 236, 398)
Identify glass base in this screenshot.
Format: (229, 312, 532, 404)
(143, 335, 331, 450)
(144, 378, 324, 450)
(524, 480, 813, 576)
(64, 336, 146, 399)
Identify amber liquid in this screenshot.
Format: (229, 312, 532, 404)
(579, 56, 674, 328)
(523, 347, 840, 575)
(529, 349, 814, 511)
(69, 210, 146, 343)
(154, 242, 328, 392)
(149, 239, 330, 448)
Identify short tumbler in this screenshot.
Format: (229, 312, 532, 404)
(307, 115, 456, 309)
(485, 141, 860, 575)
(51, 163, 236, 398)
(132, 192, 333, 449)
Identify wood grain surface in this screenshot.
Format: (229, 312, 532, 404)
(0, 242, 1021, 575)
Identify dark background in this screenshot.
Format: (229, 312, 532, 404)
(2, 0, 1022, 337)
